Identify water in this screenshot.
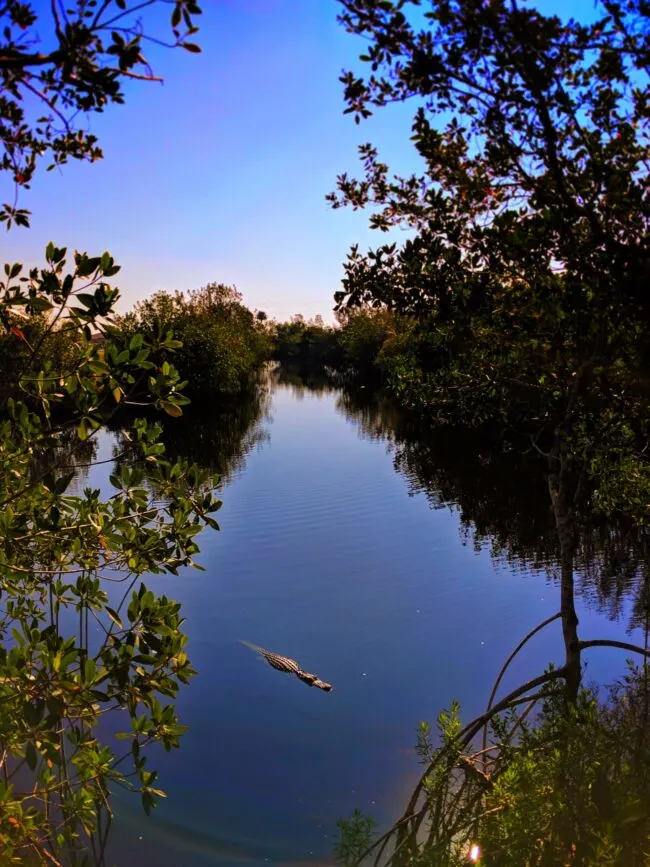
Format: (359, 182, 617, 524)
(90, 369, 644, 866)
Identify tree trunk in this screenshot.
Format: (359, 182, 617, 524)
(548, 449, 581, 703)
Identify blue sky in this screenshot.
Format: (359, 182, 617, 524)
(6, 0, 599, 321)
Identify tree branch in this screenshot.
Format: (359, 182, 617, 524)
(482, 612, 561, 755)
(0, 51, 59, 70)
(580, 639, 650, 659)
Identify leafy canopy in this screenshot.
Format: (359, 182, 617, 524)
(330, 0, 650, 524)
(117, 284, 272, 397)
(0, 244, 223, 863)
(0, 1, 218, 862)
(332, 0, 648, 314)
(0, 0, 202, 228)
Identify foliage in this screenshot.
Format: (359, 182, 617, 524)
(0, 1, 218, 862)
(0, 310, 84, 404)
(271, 309, 401, 381)
(333, 0, 648, 311)
(330, 0, 650, 700)
(477, 673, 650, 866)
(338, 665, 650, 867)
(0, 247, 222, 864)
(0, 0, 202, 228)
(272, 315, 344, 370)
(337, 309, 397, 380)
(116, 284, 272, 398)
(335, 807, 377, 867)
(330, 0, 650, 464)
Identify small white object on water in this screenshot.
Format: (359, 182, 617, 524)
(362, 672, 367, 676)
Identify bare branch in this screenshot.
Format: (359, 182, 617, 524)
(100, 0, 159, 30)
(482, 612, 561, 755)
(580, 639, 650, 659)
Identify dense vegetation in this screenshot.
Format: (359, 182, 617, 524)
(337, 667, 650, 867)
(271, 309, 402, 383)
(116, 284, 272, 399)
(0, 3, 226, 864)
(0, 247, 224, 864)
(1, 0, 649, 863)
(326, 0, 650, 863)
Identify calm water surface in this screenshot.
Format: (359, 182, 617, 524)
(88, 370, 641, 866)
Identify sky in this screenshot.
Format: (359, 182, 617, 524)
(4, 0, 600, 321)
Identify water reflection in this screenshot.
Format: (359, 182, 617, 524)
(34, 424, 99, 488)
(87, 366, 647, 866)
(273, 364, 340, 400)
(111, 366, 649, 635)
(107, 375, 271, 485)
(334, 385, 650, 633)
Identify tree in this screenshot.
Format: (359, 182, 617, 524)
(334, 387, 650, 866)
(272, 316, 344, 370)
(331, 0, 650, 700)
(338, 308, 396, 379)
(0, 248, 222, 864)
(116, 284, 272, 397)
(0, 2, 212, 863)
(0, 1, 202, 228)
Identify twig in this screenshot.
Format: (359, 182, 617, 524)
(482, 613, 561, 759)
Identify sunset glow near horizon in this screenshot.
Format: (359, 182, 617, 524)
(4, 0, 599, 322)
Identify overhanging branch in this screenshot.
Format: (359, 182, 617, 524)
(580, 639, 650, 659)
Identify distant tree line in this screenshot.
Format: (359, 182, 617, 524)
(270, 309, 403, 383)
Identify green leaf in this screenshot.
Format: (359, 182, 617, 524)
(76, 293, 96, 309)
(162, 401, 183, 417)
(55, 473, 75, 495)
(25, 742, 37, 771)
(23, 701, 42, 727)
(84, 658, 97, 684)
(106, 607, 123, 629)
(76, 256, 101, 278)
(182, 42, 201, 53)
